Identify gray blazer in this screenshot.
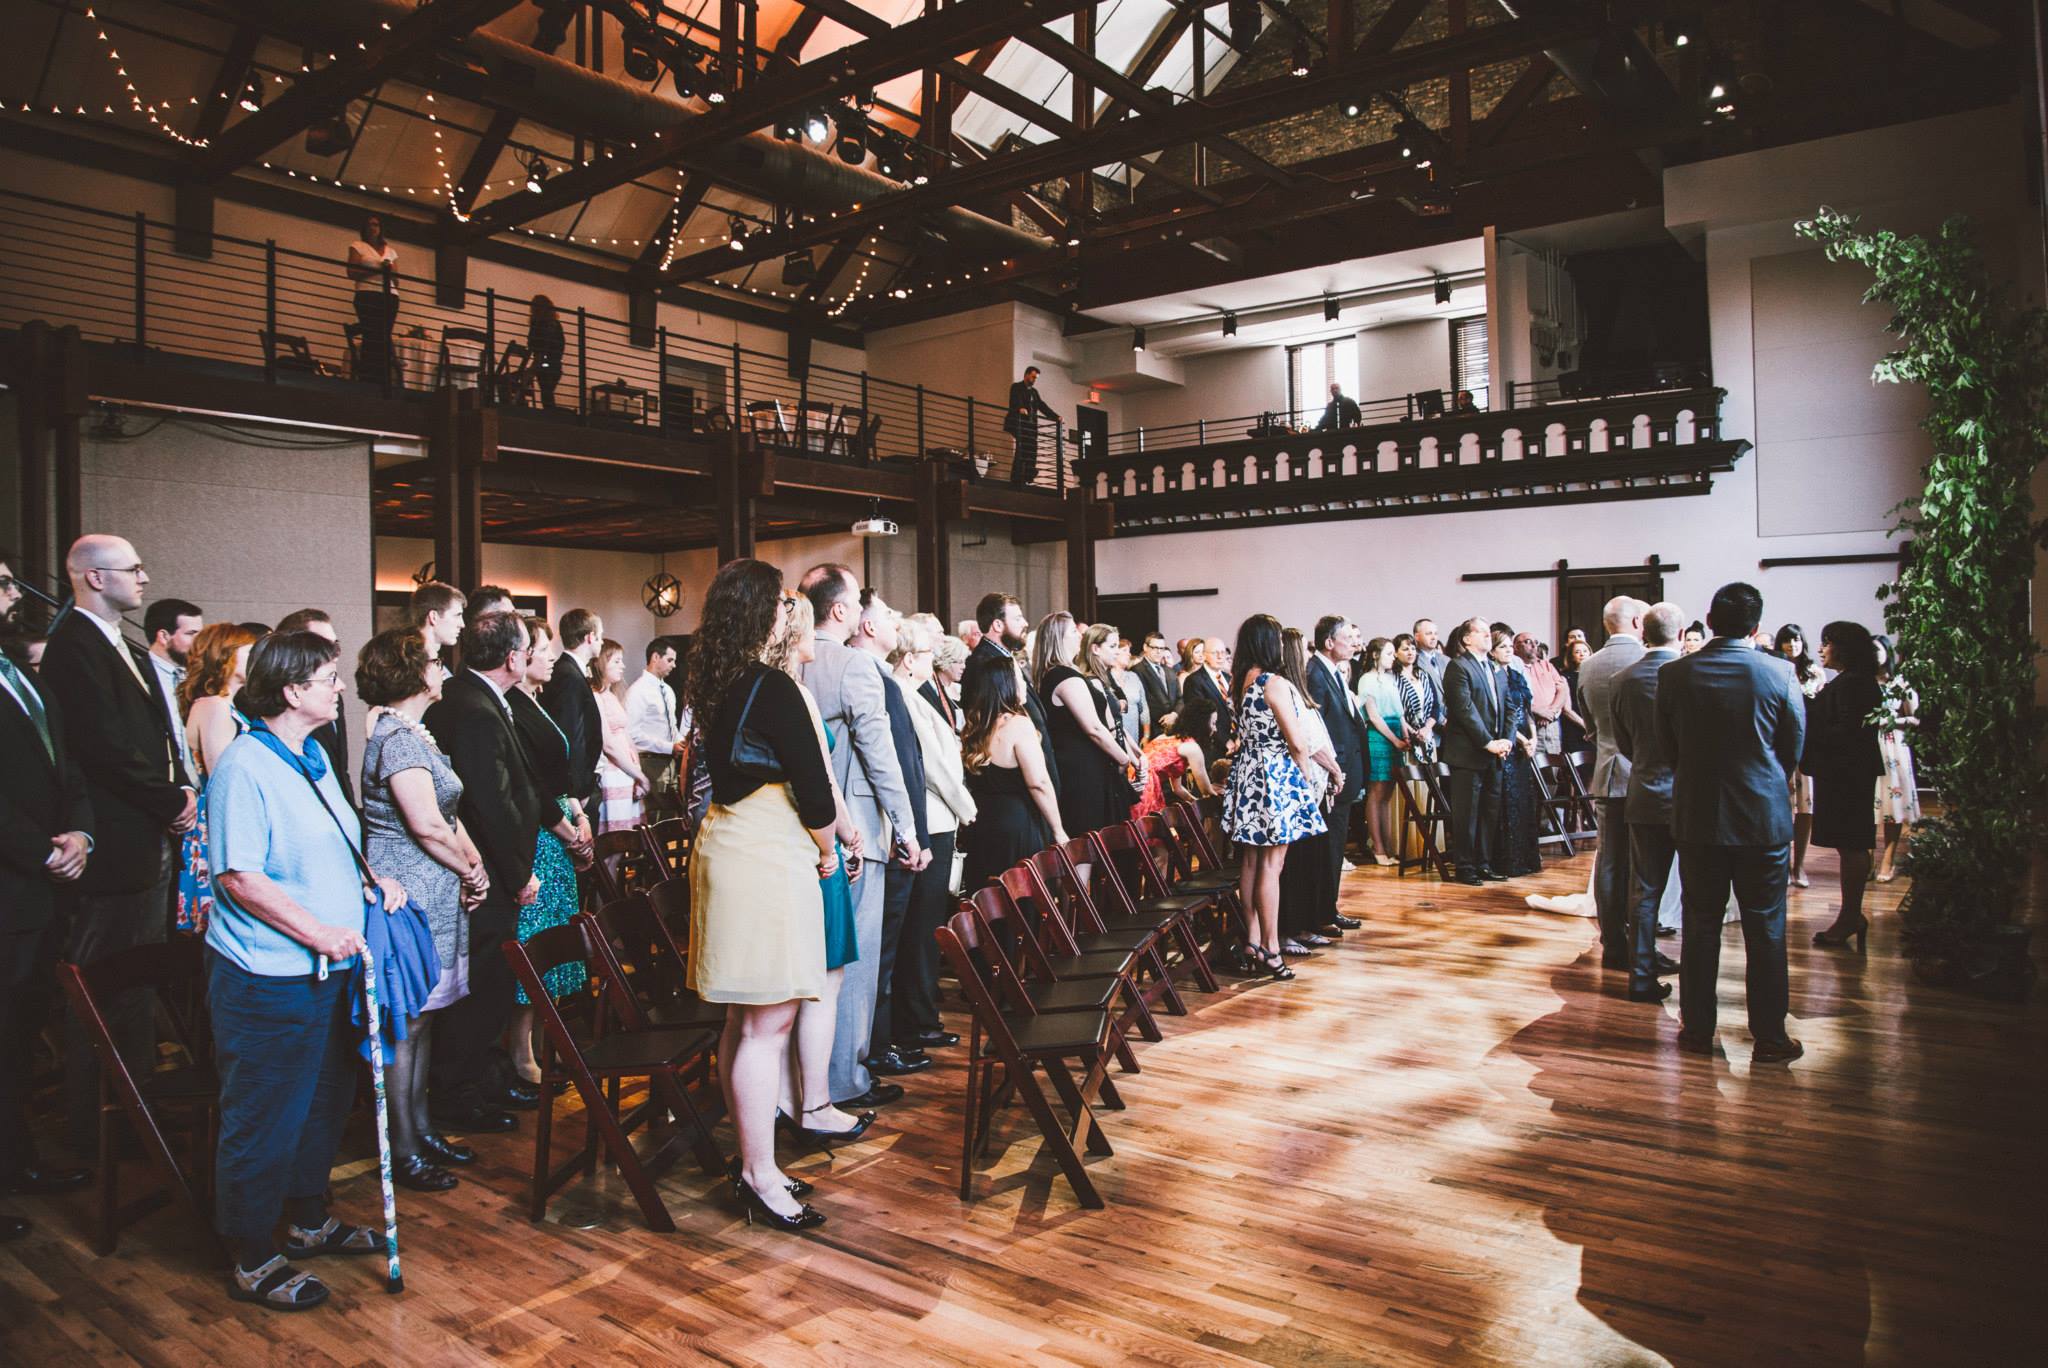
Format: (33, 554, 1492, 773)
(1655, 638, 1807, 848)
(1576, 634, 1645, 798)
(801, 633, 918, 850)
(1610, 648, 1679, 826)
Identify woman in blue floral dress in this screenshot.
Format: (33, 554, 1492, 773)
(509, 619, 589, 1084)
(1221, 614, 1341, 980)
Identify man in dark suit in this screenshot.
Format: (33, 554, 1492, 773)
(1133, 632, 1181, 733)
(39, 534, 195, 1153)
(273, 608, 355, 806)
(1308, 616, 1367, 927)
(1315, 382, 1362, 432)
(856, 590, 934, 1078)
(1181, 636, 1234, 755)
(1441, 616, 1513, 886)
(1610, 602, 1686, 1003)
(423, 611, 547, 1129)
(1003, 366, 1061, 487)
(541, 607, 605, 809)
(1655, 583, 1807, 1064)
(962, 591, 1060, 795)
(0, 559, 94, 1237)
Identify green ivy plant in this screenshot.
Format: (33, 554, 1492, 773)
(1795, 208, 2047, 994)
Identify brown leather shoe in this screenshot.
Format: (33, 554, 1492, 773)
(1751, 1038, 1804, 1065)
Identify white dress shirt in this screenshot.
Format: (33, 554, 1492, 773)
(625, 669, 680, 757)
(150, 650, 192, 776)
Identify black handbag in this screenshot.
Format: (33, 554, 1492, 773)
(729, 671, 785, 781)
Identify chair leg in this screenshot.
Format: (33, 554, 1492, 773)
(1172, 919, 1220, 993)
(1145, 944, 1189, 1016)
(958, 1052, 980, 1202)
(568, 1066, 677, 1234)
(97, 1100, 118, 1257)
(1041, 1056, 1112, 1158)
(1011, 1063, 1103, 1210)
(650, 1068, 725, 1177)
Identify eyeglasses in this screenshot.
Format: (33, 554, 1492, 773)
(92, 563, 146, 577)
(296, 670, 342, 690)
(0, 576, 18, 593)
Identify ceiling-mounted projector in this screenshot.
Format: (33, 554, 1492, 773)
(852, 516, 898, 537)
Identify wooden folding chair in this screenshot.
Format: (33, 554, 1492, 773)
(938, 910, 1122, 1210)
(1528, 754, 1575, 856)
(964, 889, 1146, 1073)
(1542, 750, 1601, 846)
(589, 827, 656, 906)
(503, 924, 724, 1232)
(55, 938, 224, 1259)
(1085, 823, 1222, 993)
(639, 818, 692, 882)
(1027, 848, 1189, 1019)
(1396, 760, 1455, 879)
(989, 871, 1163, 1043)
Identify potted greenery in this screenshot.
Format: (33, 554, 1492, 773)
(1795, 208, 2045, 1000)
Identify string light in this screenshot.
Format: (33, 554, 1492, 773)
(84, 6, 208, 147)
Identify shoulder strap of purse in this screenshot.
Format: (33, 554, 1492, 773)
(287, 761, 379, 898)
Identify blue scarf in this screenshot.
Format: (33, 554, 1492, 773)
(247, 717, 331, 785)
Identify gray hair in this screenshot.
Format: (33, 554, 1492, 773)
(1643, 602, 1685, 647)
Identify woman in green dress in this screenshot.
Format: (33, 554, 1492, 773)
(509, 617, 590, 1084)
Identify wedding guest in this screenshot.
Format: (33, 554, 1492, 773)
(1871, 634, 1919, 882)
(926, 634, 967, 730)
(892, 620, 974, 1056)
(508, 619, 591, 1083)
(1352, 635, 1407, 866)
(274, 609, 353, 806)
(1036, 615, 1142, 839)
(955, 619, 982, 653)
(1804, 622, 1884, 950)
(1610, 603, 1686, 1002)
(208, 631, 402, 1309)
(960, 657, 1066, 894)
(962, 592, 1058, 796)
(687, 559, 836, 1231)
(541, 608, 603, 811)
(1577, 597, 1646, 966)
(627, 638, 686, 822)
(1109, 637, 1147, 749)
(1412, 618, 1449, 692)
(1441, 617, 1512, 886)
(175, 622, 263, 936)
(1222, 615, 1335, 979)
(1491, 630, 1542, 878)
(1276, 628, 1339, 956)
(1133, 632, 1182, 734)
(1183, 635, 1234, 755)
(409, 582, 466, 663)
(1656, 582, 1806, 1063)
(1136, 697, 1218, 817)
(1559, 638, 1592, 755)
(143, 597, 203, 779)
(527, 295, 565, 410)
(467, 586, 515, 620)
(1680, 621, 1707, 655)
(356, 628, 488, 1193)
(346, 213, 399, 384)
(1516, 630, 1567, 755)
(589, 639, 649, 833)
(1774, 624, 1827, 888)
(1307, 617, 1365, 891)
(1391, 633, 1440, 764)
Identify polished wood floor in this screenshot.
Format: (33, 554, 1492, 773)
(4, 847, 2043, 1367)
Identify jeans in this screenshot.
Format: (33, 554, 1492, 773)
(1594, 799, 1633, 958)
(1676, 843, 1792, 1044)
(207, 953, 358, 1241)
(892, 830, 956, 1044)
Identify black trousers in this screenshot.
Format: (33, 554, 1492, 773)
(892, 830, 956, 1044)
(1626, 821, 1677, 990)
(64, 835, 173, 1153)
(1, 917, 65, 1174)
(1444, 763, 1500, 878)
(352, 290, 398, 384)
(1279, 829, 1332, 937)
(429, 897, 517, 1111)
(1676, 843, 1792, 1044)
(1594, 799, 1633, 958)
(869, 859, 918, 1058)
(1008, 432, 1037, 486)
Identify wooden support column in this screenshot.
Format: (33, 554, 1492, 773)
(1064, 487, 1110, 620)
(915, 460, 968, 617)
(714, 431, 772, 563)
(430, 387, 495, 591)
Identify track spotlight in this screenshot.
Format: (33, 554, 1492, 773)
(783, 250, 816, 286)
(803, 108, 832, 145)
(237, 79, 262, 114)
(775, 115, 802, 141)
(1222, 310, 1237, 337)
(1433, 275, 1452, 305)
(622, 26, 661, 82)
(728, 215, 748, 250)
(1132, 326, 1145, 352)
(876, 142, 899, 177)
(1663, 13, 1699, 49)
(1291, 40, 1311, 79)
(1323, 296, 1340, 322)
(524, 154, 547, 193)
(1339, 93, 1366, 120)
(833, 108, 867, 165)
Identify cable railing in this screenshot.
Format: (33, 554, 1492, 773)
(0, 189, 1075, 490)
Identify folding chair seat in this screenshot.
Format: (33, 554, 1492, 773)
(504, 923, 723, 1232)
(1100, 818, 1224, 993)
(588, 827, 657, 905)
(989, 871, 1162, 1042)
(1021, 852, 1188, 1019)
(585, 893, 724, 1034)
(1396, 760, 1455, 879)
(55, 937, 225, 1259)
(965, 887, 1149, 1066)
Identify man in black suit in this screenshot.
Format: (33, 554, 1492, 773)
(541, 607, 605, 809)
(1308, 616, 1367, 927)
(39, 534, 196, 1153)
(0, 557, 94, 1237)
(1610, 602, 1686, 1003)
(1133, 632, 1181, 733)
(856, 590, 934, 1078)
(1181, 636, 1234, 756)
(1315, 382, 1362, 432)
(1655, 582, 1807, 1064)
(1441, 616, 1513, 886)
(273, 608, 355, 806)
(962, 591, 1060, 795)
(1003, 366, 1061, 487)
(423, 611, 547, 1129)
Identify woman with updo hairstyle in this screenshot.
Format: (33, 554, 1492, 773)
(589, 637, 649, 833)
(173, 621, 265, 935)
(686, 559, 840, 1233)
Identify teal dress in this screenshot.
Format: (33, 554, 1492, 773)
(821, 727, 857, 971)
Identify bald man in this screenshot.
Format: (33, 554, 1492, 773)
(1577, 595, 1648, 969)
(40, 534, 195, 1152)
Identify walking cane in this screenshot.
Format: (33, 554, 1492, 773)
(317, 947, 403, 1293)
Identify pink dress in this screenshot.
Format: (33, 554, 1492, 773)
(594, 688, 642, 833)
(1135, 734, 1190, 818)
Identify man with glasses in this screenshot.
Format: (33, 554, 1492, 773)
(39, 534, 195, 1155)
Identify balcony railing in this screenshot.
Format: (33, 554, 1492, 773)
(0, 189, 1074, 490)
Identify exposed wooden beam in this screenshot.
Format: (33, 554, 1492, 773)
(633, 173, 713, 274)
(1358, 0, 1431, 56)
(194, 0, 525, 179)
(451, 108, 520, 218)
(1097, 9, 1192, 125)
(191, 24, 261, 147)
(1472, 56, 1556, 148)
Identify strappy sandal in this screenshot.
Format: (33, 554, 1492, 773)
(282, 1217, 387, 1259)
(228, 1255, 330, 1311)
(1261, 949, 1296, 981)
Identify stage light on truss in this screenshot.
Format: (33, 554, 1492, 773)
(803, 108, 832, 145)
(622, 25, 661, 81)
(524, 154, 547, 193)
(728, 215, 749, 250)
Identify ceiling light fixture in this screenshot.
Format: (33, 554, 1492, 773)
(523, 154, 547, 193)
(728, 215, 748, 250)
(803, 108, 832, 145)
(622, 26, 661, 82)
(1323, 296, 1339, 322)
(1290, 40, 1311, 79)
(833, 107, 867, 165)
(237, 79, 262, 114)
(1132, 326, 1146, 352)
(1222, 310, 1237, 336)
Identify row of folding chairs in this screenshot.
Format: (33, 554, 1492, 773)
(935, 801, 1244, 1210)
(1393, 750, 1603, 878)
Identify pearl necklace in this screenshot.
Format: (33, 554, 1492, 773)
(368, 705, 440, 752)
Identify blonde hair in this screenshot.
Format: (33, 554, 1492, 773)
(932, 634, 968, 674)
(889, 616, 934, 668)
(765, 592, 814, 679)
(1030, 611, 1078, 691)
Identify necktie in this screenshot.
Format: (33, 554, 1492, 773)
(0, 653, 52, 763)
(112, 634, 151, 694)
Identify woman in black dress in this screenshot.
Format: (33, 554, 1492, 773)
(1032, 613, 1142, 838)
(528, 294, 566, 410)
(1804, 621, 1884, 949)
(1558, 637, 1591, 760)
(1490, 630, 1543, 877)
(959, 660, 1066, 895)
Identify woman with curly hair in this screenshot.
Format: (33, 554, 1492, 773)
(686, 559, 840, 1233)
(172, 622, 264, 934)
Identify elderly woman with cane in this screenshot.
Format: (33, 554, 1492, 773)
(207, 630, 410, 1311)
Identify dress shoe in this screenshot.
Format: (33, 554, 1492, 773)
(3, 1165, 91, 1195)
(863, 1049, 932, 1077)
(1, 1214, 28, 1243)
(1653, 951, 1680, 974)
(908, 1029, 959, 1049)
(1331, 914, 1362, 930)
(1676, 1031, 1716, 1056)
(417, 1132, 476, 1166)
(1451, 873, 1485, 887)
(393, 1154, 458, 1193)
(1752, 1037, 1805, 1065)
(839, 1082, 905, 1109)
(1656, 925, 1678, 938)
(429, 1105, 519, 1135)
(1480, 869, 1510, 882)
(1627, 982, 1673, 1003)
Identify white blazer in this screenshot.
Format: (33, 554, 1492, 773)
(903, 678, 976, 834)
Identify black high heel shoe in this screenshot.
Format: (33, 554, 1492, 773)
(733, 1175, 825, 1232)
(725, 1153, 812, 1199)
(788, 1104, 874, 1148)
(1812, 915, 1869, 951)
(392, 1153, 458, 1192)
(1260, 948, 1296, 981)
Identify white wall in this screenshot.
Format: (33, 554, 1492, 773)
(1356, 318, 1452, 400)
(1098, 104, 2039, 649)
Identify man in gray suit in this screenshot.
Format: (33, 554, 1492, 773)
(798, 564, 926, 1108)
(1655, 582, 1807, 1063)
(1610, 602, 1686, 1003)
(1575, 596, 1646, 969)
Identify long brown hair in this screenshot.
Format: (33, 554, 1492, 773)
(180, 622, 263, 717)
(685, 558, 786, 727)
(586, 638, 624, 691)
(1280, 627, 1316, 710)
(959, 655, 1026, 771)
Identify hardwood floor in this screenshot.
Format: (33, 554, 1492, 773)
(4, 848, 2043, 1367)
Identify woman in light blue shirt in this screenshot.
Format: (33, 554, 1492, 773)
(207, 631, 404, 1312)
